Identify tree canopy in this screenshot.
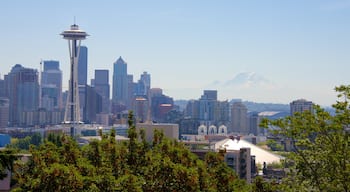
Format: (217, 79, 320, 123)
(261, 85, 350, 192)
(12, 111, 249, 191)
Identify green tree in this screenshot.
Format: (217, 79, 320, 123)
(204, 151, 249, 192)
(261, 85, 350, 192)
(251, 176, 278, 192)
(0, 149, 17, 179)
(7, 133, 43, 151)
(46, 133, 62, 147)
(266, 139, 284, 151)
(13, 111, 250, 191)
(29, 132, 42, 147)
(127, 111, 138, 171)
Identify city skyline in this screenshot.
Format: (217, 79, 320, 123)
(1, 1, 350, 106)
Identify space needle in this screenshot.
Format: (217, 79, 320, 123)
(60, 23, 88, 136)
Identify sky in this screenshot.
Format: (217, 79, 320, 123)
(1, 0, 350, 106)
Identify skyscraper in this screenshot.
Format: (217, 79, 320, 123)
(127, 74, 136, 109)
(198, 90, 217, 122)
(0, 98, 9, 128)
(41, 60, 62, 110)
(0, 78, 5, 97)
(78, 46, 88, 86)
(231, 101, 248, 134)
(4, 64, 39, 127)
(112, 57, 128, 107)
(83, 85, 102, 123)
(151, 92, 174, 123)
(136, 72, 151, 96)
(94, 69, 110, 113)
(202, 90, 217, 100)
(78, 46, 88, 119)
(133, 95, 149, 123)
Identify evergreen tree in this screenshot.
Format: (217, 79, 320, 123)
(261, 85, 350, 192)
(13, 110, 249, 191)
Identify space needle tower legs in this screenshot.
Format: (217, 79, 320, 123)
(60, 24, 88, 136)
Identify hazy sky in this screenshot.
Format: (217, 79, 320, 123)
(1, 0, 350, 106)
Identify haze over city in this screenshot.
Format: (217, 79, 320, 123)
(1, 0, 350, 106)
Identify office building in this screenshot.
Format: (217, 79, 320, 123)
(127, 74, 136, 110)
(94, 69, 110, 113)
(182, 90, 230, 137)
(214, 100, 230, 124)
(136, 71, 151, 96)
(151, 93, 174, 123)
(185, 100, 200, 119)
(231, 102, 248, 134)
(133, 95, 149, 123)
(78, 46, 88, 86)
(4, 64, 39, 127)
(77, 46, 88, 120)
(247, 112, 259, 135)
(0, 98, 9, 128)
(112, 57, 128, 107)
(199, 99, 216, 122)
(41, 60, 62, 110)
(290, 99, 313, 116)
(202, 90, 217, 100)
(83, 85, 102, 123)
(0, 78, 5, 97)
(149, 88, 163, 98)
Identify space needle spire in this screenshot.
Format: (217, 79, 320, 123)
(61, 23, 88, 136)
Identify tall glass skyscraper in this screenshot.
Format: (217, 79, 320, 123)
(136, 71, 151, 96)
(78, 46, 88, 86)
(112, 57, 128, 107)
(94, 69, 110, 113)
(41, 60, 62, 110)
(78, 46, 88, 118)
(5, 64, 39, 127)
(0, 78, 5, 97)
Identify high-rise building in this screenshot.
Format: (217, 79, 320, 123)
(83, 85, 102, 123)
(290, 99, 313, 116)
(112, 57, 128, 107)
(247, 112, 259, 135)
(4, 64, 39, 127)
(41, 60, 62, 110)
(0, 78, 6, 97)
(202, 90, 217, 100)
(231, 102, 248, 134)
(78, 46, 88, 86)
(198, 90, 217, 122)
(214, 100, 230, 124)
(149, 88, 163, 98)
(183, 90, 229, 136)
(133, 96, 149, 123)
(0, 98, 9, 128)
(151, 93, 174, 123)
(78, 46, 88, 119)
(136, 72, 151, 96)
(127, 74, 136, 109)
(94, 69, 110, 113)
